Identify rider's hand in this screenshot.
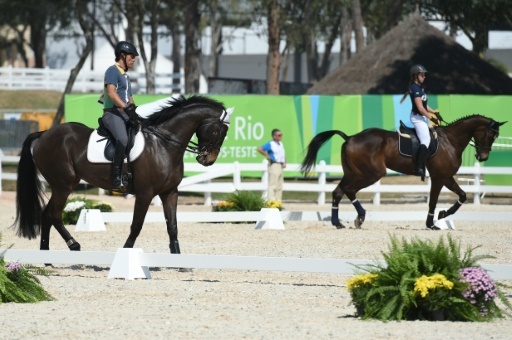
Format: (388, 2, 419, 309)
(126, 118, 138, 128)
(430, 116, 440, 127)
(434, 111, 444, 122)
(124, 104, 138, 121)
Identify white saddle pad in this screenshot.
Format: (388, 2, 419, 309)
(87, 130, 145, 163)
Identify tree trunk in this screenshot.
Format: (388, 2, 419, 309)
(30, 20, 46, 68)
(266, 0, 281, 95)
(53, 1, 93, 126)
(208, 0, 222, 78)
(339, 6, 352, 66)
(171, 25, 182, 94)
(184, 0, 202, 94)
(352, 0, 364, 54)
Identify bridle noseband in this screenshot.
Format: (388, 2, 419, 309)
(471, 122, 499, 154)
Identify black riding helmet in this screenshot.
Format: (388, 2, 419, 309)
(410, 64, 427, 75)
(114, 41, 139, 60)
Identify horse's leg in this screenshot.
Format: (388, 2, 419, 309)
(437, 177, 467, 220)
(331, 180, 347, 229)
(159, 190, 180, 253)
(426, 179, 444, 230)
(43, 188, 81, 251)
(123, 193, 153, 248)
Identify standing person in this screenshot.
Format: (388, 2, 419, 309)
(101, 41, 139, 192)
(400, 64, 440, 181)
(257, 129, 286, 201)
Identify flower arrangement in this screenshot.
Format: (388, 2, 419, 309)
(212, 201, 235, 212)
(1, 234, 54, 303)
(62, 197, 114, 225)
(346, 234, 512, 321)
(212, 191, 283, 212)
(212, 191, 265, 212)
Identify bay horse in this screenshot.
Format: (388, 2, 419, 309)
(300, 115, 506, 229)
(14, 95, 233, 254)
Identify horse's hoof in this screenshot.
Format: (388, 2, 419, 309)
(334, 223, 346, 229)
(354, 215, 365, 229)
(438, 210, 447, 220)
(427, 225, 441, 230)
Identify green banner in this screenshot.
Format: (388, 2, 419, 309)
(65, 94, 512, 171)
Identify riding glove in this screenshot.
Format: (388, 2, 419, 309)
(124, 104, 138, 121)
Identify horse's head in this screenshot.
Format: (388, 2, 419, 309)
(195, 107, 234, 166)
(473, 120, 506, 161)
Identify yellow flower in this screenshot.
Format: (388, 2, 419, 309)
(413, 274, 453, 298)
(347, 273, 378, 291)
(217, 201, 234, 208)
(265, 200, 283, 209)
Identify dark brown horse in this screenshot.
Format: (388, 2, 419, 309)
(14, 95, 232, 253)
(300, 115, 506, 229)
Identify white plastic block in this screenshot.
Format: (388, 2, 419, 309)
(255, 208, 285, 230)
(434, 219, 455, 230)
(75, 209, 106, 232)
(108, 248, 151, 280)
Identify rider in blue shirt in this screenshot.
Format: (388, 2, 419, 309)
(400, 64, 440, 181)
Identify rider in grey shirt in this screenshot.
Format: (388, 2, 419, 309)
(101, 41, 139, 192)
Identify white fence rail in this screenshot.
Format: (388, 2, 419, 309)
(0, 66, 181, 94)
(2, 248, 511, 280)
(1, 149, 512, 205)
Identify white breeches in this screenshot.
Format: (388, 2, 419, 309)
(410, 113, 431, 147)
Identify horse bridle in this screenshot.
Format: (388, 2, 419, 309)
(141, 110, 229, 156)
(471, 121, 500, 154)
(187, 110, 230, 157)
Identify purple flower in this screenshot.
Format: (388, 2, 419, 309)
(5, 261, 22, 272)
(459, 267, 498, 305)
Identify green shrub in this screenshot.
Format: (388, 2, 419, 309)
(62, 197, 114, 225)
(225, 191, 265, 211)
(0, 234, 54, 303)
(346, 234, 512, 321)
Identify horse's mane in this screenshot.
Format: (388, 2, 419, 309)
(141, 95, 226, 126)
(446, 114, 491, 126)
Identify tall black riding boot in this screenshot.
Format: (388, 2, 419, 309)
(415, 145, 428, 181)
(112, 142, 126, 192)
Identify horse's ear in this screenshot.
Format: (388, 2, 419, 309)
(222, 107, 235, 123)
(499, 121, 507, 126)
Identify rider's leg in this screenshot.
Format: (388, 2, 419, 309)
(411, 115, 431, 181)
(102, 113, 129, 191)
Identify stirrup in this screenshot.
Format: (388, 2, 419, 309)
(112, 176, 127, 192)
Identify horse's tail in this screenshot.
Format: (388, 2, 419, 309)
(300, 130, 349, 175)
(14, 131, 46, 239)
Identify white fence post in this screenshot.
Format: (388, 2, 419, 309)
(474, 162, 481, 204)
(373, 180, 381, 205)
(203, 179, 212, 206)
(261, 159, 269, 199)
(317, 161, 326, 205)
(233, 161, 241, 190)
(0, 149, 4, 194)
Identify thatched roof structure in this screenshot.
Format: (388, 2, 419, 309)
(307, 14, 512, 95)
